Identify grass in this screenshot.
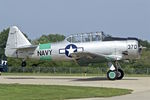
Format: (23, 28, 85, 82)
(0, 84, 132, 100)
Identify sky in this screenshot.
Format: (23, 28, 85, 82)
(0, 0, 150, 41)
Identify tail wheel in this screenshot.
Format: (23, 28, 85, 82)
(107, 70, 117, 80)
(116, 69, 124, 80)
(21, 61, 26, 67)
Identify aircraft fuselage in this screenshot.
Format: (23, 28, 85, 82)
(17, 39, 140, 62)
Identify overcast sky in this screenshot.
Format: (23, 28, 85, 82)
(0, 0, 150, 41)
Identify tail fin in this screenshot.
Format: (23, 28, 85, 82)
(5, 26, 31, 57)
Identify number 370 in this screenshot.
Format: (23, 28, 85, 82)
(128, 44, 137, 49)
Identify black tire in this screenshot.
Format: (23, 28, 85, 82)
(107, 70, 117, 80)
(116, 69, 124, 80)
(21, 61, 26, 67)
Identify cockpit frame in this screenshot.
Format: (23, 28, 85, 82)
(65, 31, 106, 43)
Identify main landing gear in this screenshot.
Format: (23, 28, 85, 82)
(107, 61, 124, 80)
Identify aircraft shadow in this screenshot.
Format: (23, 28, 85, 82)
(74, 77, 138, 81)
(74, 77, 108, 81)
(6, 77, 138, 81)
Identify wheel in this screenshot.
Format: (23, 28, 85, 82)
(107, 70, 117, 80)
(21, 61, 26, 67)
(116, 69, 124, 80)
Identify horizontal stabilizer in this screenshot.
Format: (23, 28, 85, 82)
(13, 45, 38, 49)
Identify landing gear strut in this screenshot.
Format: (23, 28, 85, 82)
(107, 61, 124, 80)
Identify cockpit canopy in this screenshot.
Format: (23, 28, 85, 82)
(66, 32, 107, 43)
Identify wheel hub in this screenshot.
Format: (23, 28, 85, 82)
(109, 71, 116, 79)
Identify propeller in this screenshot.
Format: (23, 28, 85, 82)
(138, 40, 147, 54)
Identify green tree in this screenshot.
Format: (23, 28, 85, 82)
(32, 34, 65, 44)
(139, 39, 150, 49)
(0, 28, 9, 59)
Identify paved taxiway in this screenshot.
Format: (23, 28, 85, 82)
(0, 76, 150, 100)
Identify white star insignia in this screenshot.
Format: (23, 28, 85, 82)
(66, 45, 76, 56)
